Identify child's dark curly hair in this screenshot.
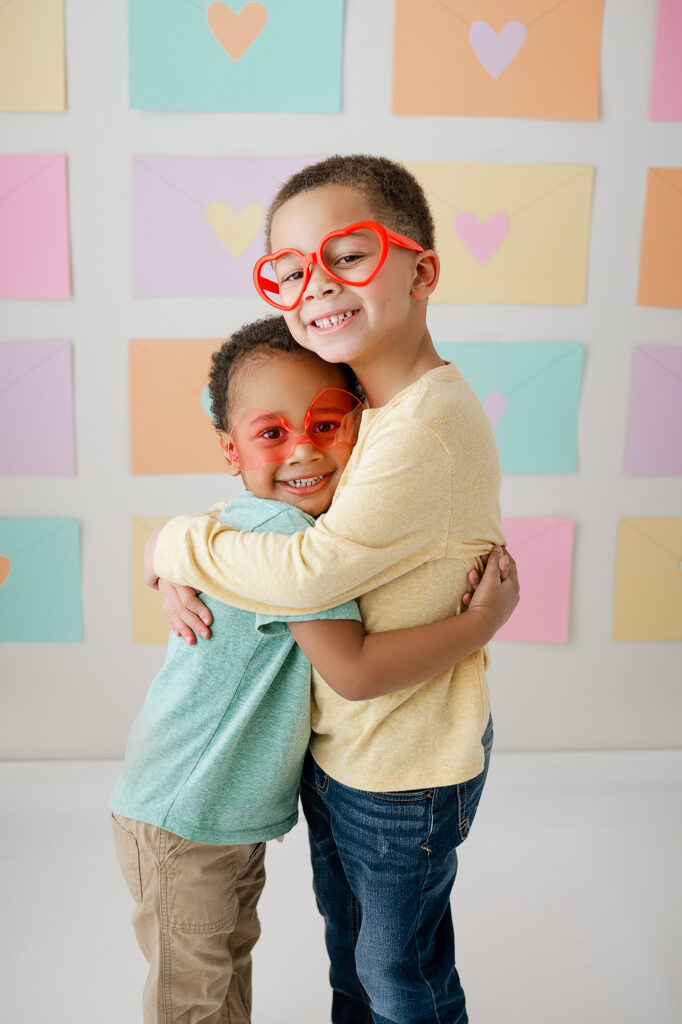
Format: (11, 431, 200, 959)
(265, 154, 436, 253)
(208, 315, 358, 432)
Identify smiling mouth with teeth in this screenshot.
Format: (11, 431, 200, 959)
(312, 310, 357, 329)
(280, 475, 325, 489)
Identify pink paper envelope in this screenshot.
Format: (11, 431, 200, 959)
(625, 345, 682, 475)
(495, 517, 574, 644)
(0, 154, 71, 298)
(0, 340, 74, 475)
(651, 0, 682, 120)
(132, 154, 314, 298)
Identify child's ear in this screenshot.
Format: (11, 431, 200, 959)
(410, 250, 440, 299)
(218, 432, 242, 477)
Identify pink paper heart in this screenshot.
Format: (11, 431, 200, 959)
(483, 392, 508, 428)
(469, 20, 527, 79)
(0, 555, 11, 588)
(454, 212, 509, 264)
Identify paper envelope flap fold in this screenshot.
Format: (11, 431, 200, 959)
(134, 154, 277, 212)
(621, 518, 682, 558)
(650, 168, 682, 203)
(0, 340, 70, 399)
(454, 341, 583, 395)
(504, 517, 573, 551)
(0, 154, 64, 206)
(0, 518, 78, 562)
(637, 346, 682, 386)
(410, 163, 593, 219)
(133, 156, 207, 211)
(424, 0, 597, 31)
(503, 343, 584, 396)
(129, 338, 216, 402)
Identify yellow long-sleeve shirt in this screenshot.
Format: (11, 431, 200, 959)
(155, 362, 505, 790)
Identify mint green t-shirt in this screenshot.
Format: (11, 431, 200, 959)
(110, 492, 361, 844)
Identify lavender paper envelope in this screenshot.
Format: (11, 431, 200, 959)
(132, 155, 315, 298)
(0, 341, 75, 476)
(625, 345, 682, 476)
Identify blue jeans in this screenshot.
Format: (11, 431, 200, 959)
(300, 718, 493, 1024)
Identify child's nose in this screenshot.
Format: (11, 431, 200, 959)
(286, 436, 321, 462)
(302, 261, 340, 301)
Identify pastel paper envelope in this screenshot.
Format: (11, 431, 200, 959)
(0, 154, 71, 299)
(131, 518, 173, 644)
(0, 518, 83, 642)
(130, 338, 226, 474)
(437, 342, 584, 473)
(0, 0, 65, 111)
(625, 346, 682, 476)
(495, 517, 574, 643)
(406, 162, 594, 305)
(612, 518, 682, 641)
(651, 0, 682, 121)
(132, 154, 313, 297)
(0, 341, 75, 476)
(129, 0, 344, 112)
(637, 168, 682, 309)
(393, 0, 604, 120)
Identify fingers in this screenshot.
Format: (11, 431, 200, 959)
(502, 547, 518, 586)
(483, 546, 502, 577)
(467, 568, 481, 587)
(163, 603, 206, 644)
(167, 610, 198, 646)
(462, 591, 471, 607)
(177, 585, 213, 628)
(158, 581, 212, 642)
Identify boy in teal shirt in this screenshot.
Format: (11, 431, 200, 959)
(114, 316, 517, 1023)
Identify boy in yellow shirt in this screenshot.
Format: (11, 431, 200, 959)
(147, 156, 509, 1023)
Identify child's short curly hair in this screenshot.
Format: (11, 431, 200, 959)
(265, 154, 436, 253)
(208, 316, 357, 432)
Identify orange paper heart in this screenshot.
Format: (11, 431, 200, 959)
(206, 2, 268, 61)
(0, 555, 11, 588)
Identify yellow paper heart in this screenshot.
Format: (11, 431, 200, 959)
(0, 555, 11, 588)
(206, 201, 264, 259)
(206, 2, 268, 61)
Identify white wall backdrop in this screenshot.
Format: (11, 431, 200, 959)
(1, 0, 680, 758)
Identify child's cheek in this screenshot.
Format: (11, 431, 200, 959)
(281, 311, 308, 346)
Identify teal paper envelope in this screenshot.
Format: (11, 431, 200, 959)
(436, 342, 585, 474)
(0, 518, 83, 642)
(129, 0, 344, 112)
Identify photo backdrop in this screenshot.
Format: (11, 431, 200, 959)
(0, 0, 680, 758)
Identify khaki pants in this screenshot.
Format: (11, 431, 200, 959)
(112, 813, 266, 1024)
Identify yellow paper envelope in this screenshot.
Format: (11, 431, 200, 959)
(637, 168, 682, 309)
(406, 162, 594, 305)
(612, 518, 682, 641)
(131, 518, 173, 644)
(129, 338, 226, 475)
(0, 0, 65, 111)
(393, 0, 604, 120)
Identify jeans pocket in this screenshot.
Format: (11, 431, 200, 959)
(314, 767, 330, 796)
(456, 758, 490, 842)
(111, 813, 143, 903)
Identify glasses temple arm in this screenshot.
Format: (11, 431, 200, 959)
(256, 270, 280, 295)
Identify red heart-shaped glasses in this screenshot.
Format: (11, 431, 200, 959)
(253, 221, 424, 311)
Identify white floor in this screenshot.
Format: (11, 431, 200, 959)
(0, 753, 680, 1023)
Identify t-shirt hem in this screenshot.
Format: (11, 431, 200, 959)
(110, 802, 298, 845)
(308, 754, 486, 792)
